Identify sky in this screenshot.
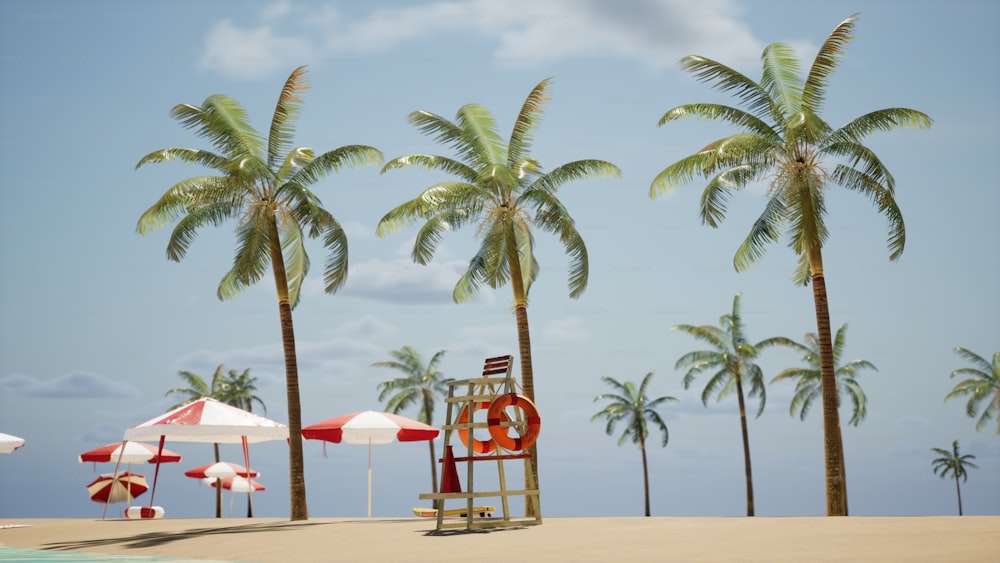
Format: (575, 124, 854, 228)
(0, 0, 997, 520)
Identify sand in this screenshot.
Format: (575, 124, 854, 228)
(1, 516, 998, 562)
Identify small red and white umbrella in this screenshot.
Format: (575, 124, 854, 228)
(79, 442, 182, 465)
(184, 462, 259, 480)
(302, 411, 439, 517)
(86, 472, 148, 504)
(205, 476, 265, 492)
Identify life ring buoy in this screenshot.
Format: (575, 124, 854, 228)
(487, 393, 541, 452)
(457, 402, 507, 454)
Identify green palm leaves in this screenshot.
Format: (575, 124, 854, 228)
(136, 66, 384, 307)
(930, 440, 978, 516)
(592, 372, 677, 448)
(651, 15, 931, 285)
(946, 347, 1000, 433)
(377, 78, 620, 303)
(769, 324, 876, 427)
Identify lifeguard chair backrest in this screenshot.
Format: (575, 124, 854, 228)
(482, 355, 513, 378)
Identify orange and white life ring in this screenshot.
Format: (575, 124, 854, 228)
(487, 393, 541, 452)
(457, 402, 507, 454)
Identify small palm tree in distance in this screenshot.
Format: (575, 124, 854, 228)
(592, 371, 678, 517)
(930, 440, 978, 515)
(372, 346, 451, 493)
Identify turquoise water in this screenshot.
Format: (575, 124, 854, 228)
(0, 545, 219, 562)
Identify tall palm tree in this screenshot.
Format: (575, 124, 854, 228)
(136, 66, 384, 521)
(650, 16, 931, 515)
(945, 347, 1000, 433)
(165, 364, 229, 518)
(672, 293, 777, 517)
(930, 440, 978, 516)
(372, 346, 451, 493)
(377, 78, 620, 512)
(769, 324, 876, 426)
(591, 371, 677, 517)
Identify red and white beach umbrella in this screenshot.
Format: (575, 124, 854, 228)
(205, 476, 265, 492)
(79, 442, 182, 465)
(120, 397, 288, 516)
(302, 411, 439, 517)
(184, 462, 259, 480)
(0, 432, 25, 454)
(86, 472, 148, 504)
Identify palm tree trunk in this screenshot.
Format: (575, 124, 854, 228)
(640, 441, 651, 517)
(268, 217, 308, 521)
(955, 476, 963, 516)
(733, 376, 755, 517)
(213, 442, 222, 519)
(808, 247, 848, 516)
(506, 230, 539, 517)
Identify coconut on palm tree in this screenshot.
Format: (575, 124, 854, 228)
(769, 324, 876, 426)
(372, 346, 451, 493)
(651, 16, 931, 515)
(137, 66, 384, 520)
(672, 293, 776, 517)
(592, 371, 677, 517)
(930, 440, 978, 516)
(376, 78, 620, 511)
(945, 347, 1000, 433)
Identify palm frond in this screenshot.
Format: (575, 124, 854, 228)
(508, 78, 551, 166)
(216, 206, 272, 301)
(135, 147, 231, 172)
(268, 66, 308, 169)
(802, 15, 857, 113)
(292, 145, 384, 186)
(760, 42, 804, 121)
(171, 96, 264, 159)
(733, 192, 785, 271)
(679, 55, 773, 119)
(658, 103, 777, 140)
(456, 103, 506, 168)
(380, 153, 478, 182)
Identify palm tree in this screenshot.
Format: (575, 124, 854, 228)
(769, 324, 876, 426)
(945, 347, 1000, 433)
(930, 440, 978, 515)
(672, 293, 778, 517)
(376, 78, 620, 512)
(219, 367, 267, 415)
(591, 371, 677, 517)
(136, 66, 384, 521)
(165, 364, 229, 518)
(372, 346, 451, 493)
(650, 16, 931, 515)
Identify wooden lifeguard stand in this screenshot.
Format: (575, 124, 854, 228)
(418, 355, 542, 530)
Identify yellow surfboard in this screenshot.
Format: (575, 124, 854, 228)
(412, 506, 495, 518)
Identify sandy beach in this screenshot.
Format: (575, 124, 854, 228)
(1, 516, 997, 562)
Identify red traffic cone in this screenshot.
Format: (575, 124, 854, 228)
(440, 445, 462, 493)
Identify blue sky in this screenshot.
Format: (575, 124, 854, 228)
(1, 0, 997, 519)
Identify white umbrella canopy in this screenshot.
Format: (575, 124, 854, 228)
(124, 397, 288, 443)
(0, 432, 25, 454)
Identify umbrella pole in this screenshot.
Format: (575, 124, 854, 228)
(104, 439, 128, 520)
(147, 435, 166, 507)
(242, 436, 253, 518)
(367, 438, 372, 518)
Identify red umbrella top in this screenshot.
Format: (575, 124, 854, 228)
(79, 442, 182, 464)
(184, 462, 259, 479)
(302, 411, 439, 444)
(205, 476, 265, 492)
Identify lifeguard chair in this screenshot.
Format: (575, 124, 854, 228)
(417, 355, 542, 529)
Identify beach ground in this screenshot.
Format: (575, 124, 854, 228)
(1, 516, 997, 562)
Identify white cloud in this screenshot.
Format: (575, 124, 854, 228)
(339, 257, 471, 305)
(199, 20, 318, 80)
(0, 372, 141, 399)
(197, 0, 762, 80)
